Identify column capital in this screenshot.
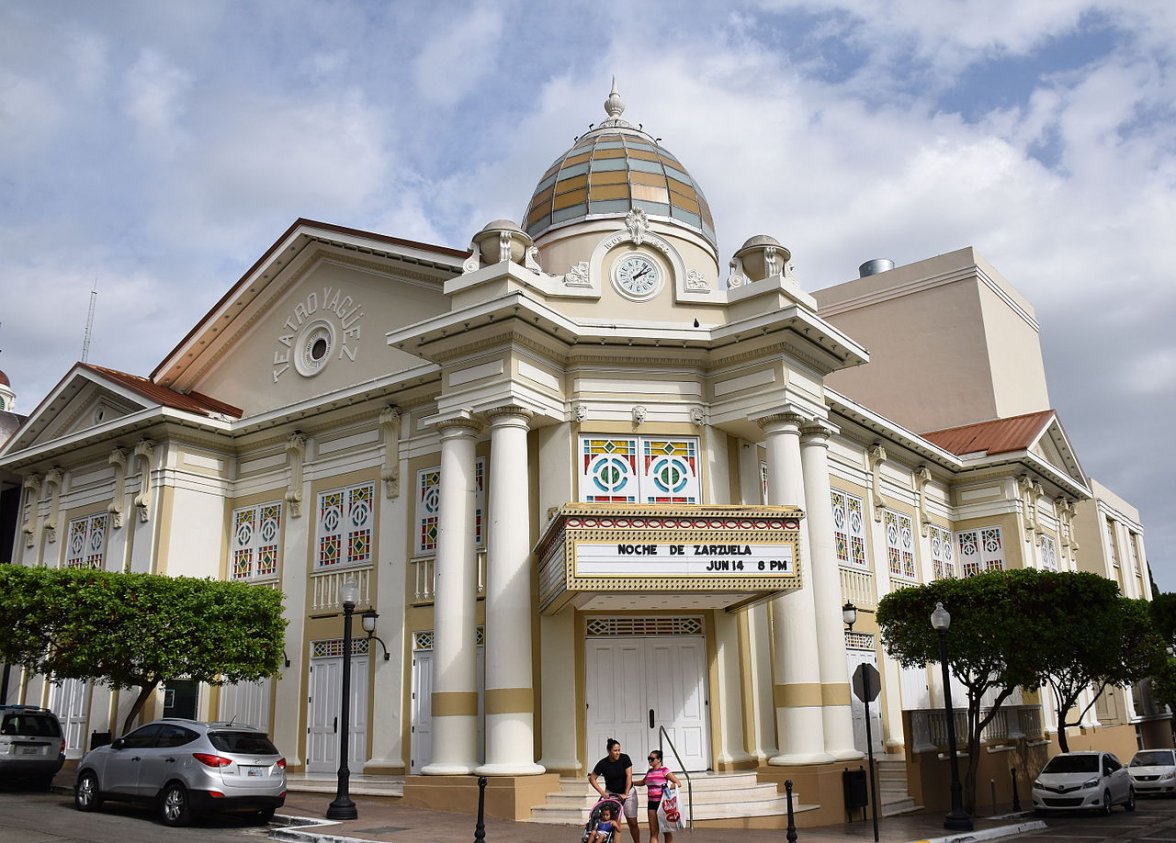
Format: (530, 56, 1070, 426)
(435, 416, 483, 436)
(757, 412, 806, 433)
(801, 419, 838, 442)
(483, 405, 533, 425)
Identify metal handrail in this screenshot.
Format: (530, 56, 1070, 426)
(657, 726, 694, 831)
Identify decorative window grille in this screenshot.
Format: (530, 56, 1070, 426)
(760, 461, 768, 504)
(316, 482, 374, 569)
(579, 437, 700, 504)
(311, 638, 370, 658)
(1038, 534, 1058, 572)
(65, 514, 107, 570)
(585, 617, 704, 637)
(884, 510, 917, 580)
(412, 627, 483, 650)
(831, 489, 868, 568)
(230, 502, 282, 581)
(414, 458, 486, 557)
(929, 524, 955, 579)
(844, 631, 874, 651)
(957, 526, 1005, 576)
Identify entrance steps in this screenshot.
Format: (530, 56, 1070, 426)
(285, 772, 405, 798)
(527, 773, 810, 824)
(877, 758, 920, 816)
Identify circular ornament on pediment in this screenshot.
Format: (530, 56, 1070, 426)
(295, 319, 336, 377)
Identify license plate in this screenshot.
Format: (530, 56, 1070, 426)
(245, 767, 265, 777)
(18, 746, 41, 756)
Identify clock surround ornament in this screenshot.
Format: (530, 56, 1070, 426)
(612, 252, 662, 300)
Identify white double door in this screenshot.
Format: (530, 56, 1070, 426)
(846, 648, 884, 755)
(307, 655, 369, 774)
(585, 636, 709, 772)
(48, 678, 91, 759)
(409, 647, 484, 774)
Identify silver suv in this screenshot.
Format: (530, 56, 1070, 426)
(0, 705, 65, 789)
(74, 718, 286, 826)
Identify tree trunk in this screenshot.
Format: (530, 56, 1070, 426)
(121, 681, 160, 736)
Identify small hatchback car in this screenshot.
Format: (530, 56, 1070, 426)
(0, 705, 65, 789)
(74, 718, 286, 826)
(1129, 748, 1176, 797)
(1033, 751, 1135, 813)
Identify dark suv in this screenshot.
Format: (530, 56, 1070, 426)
(0, 705, 66, 789)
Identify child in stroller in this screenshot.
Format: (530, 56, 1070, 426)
(582, 796, 623, 843)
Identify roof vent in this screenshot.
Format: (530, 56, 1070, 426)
(858, 258, 895, 277)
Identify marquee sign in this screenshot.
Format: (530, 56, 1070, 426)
(536, 504, 804, 614)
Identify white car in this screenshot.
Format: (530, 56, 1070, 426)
(1129, 749, 1176, 797)
(1033, 751, 1135, 813)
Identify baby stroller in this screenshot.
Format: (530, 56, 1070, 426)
(580, 793, 624, 843)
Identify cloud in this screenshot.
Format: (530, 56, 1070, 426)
(122, 48, 192, 139)
(412, 6, 505, 106)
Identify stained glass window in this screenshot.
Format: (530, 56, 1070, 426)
(929, 524, 954, 579)
(230, 502, 282, 580)
(578, 436, 699, 503)
(957, 526, 1005, 576)
(414, 458, 486, 557)
(317, 483, 374, 569)
(65, 513, 107, 570)
(831, 489, 868, 568)
(884, 509, 917, 581)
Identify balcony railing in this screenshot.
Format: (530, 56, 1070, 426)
(309, 566, 372, 612)
(909, 704, 1043, 754)
(840, 566, 878, 609)
(411, 551, 487, 604)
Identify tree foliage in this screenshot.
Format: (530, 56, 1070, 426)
(0, 566, 285, 734)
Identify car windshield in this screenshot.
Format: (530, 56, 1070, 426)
(1043, 755, 1099, 774)
(208, 730, 278, 755)
(1, 713, 61, 737)
(1131, 751, 1176, 767)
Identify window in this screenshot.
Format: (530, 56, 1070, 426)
(230, 502, 282, 581)
(1107, 518, 1121, 568)
(831, 489, 867, 568)
(929, 524, 955, 579)
(316, 482, 374, 569)
(957, 526, 1005, 576)
(579, 436, 699, 503)
(414, 458, 485, 557)
(1038, 534, 1058, 571)
(65, 514, 108, 570)
(884, 510, 916, 580)
(1128, 531, 1141, 575)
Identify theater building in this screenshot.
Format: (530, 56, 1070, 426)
(0, 87, 1159, 826)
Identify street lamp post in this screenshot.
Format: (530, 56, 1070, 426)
(931, 601, 973, 832)
(326, 577, 360, 821)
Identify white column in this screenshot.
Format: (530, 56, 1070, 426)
(761, 414, 830, 765)
(422, 419, 480, 775)
(477, 408, 544, 776)
(802, 422, 861, 761)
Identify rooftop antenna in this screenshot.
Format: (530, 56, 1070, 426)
(81, 281, 98, 363)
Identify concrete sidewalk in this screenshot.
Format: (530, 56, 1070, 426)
(270, 790, 1045, 843)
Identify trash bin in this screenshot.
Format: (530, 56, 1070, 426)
(90, 730, 111, 750)
(843, 766, 868, 822)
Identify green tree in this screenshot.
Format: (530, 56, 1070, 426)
(878, 570, 1058, 813)
(0, 566, 285, 734)
(1035, 584, 1166, 751)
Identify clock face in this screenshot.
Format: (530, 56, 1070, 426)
(613, 254, 661, 298)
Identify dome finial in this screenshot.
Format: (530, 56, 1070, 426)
(604, 77, 625, 120)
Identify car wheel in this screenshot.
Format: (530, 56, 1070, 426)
(74, 771, 103, 812)
(1125, 787, 1136, 812)
(1102, 789, 1112, 815)
(256, 807, 276, 824)
(159, 782, 192, 827)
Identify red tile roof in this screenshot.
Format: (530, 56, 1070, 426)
(81, 364, 242, 419)
(922, 410, 1055, 457)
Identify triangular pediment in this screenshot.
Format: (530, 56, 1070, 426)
(1031, 417, 1087, 487)
(150, 220, 466, 419)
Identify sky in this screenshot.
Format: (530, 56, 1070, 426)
(1, 1, 1173, 586)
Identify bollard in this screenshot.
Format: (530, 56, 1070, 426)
(990, 779, 997, 817)
(474, 776, 487, 843)
(786, 779, 798, 843)
(1010, 768, 1021, 812)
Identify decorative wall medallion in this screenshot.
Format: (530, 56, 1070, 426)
(625, 208, 649, 246)
(273, 287, 365, 382)
(685, 269, 709, 291)
(564, 260, 592, 288)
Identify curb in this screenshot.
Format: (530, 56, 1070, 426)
(912, 820, 1048, 843)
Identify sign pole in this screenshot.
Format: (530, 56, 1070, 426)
(853, 663, 882, 843)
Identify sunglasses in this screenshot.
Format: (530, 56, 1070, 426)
(647, 756, 657, 761)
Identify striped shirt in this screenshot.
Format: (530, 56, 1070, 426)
(645, 766, 669, 800)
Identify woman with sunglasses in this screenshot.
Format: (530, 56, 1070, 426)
(635, 749, 682, 843)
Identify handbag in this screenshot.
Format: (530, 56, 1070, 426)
(657, 783, 685, 832)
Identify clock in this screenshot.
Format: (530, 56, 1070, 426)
(613, 253, 662, 299)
